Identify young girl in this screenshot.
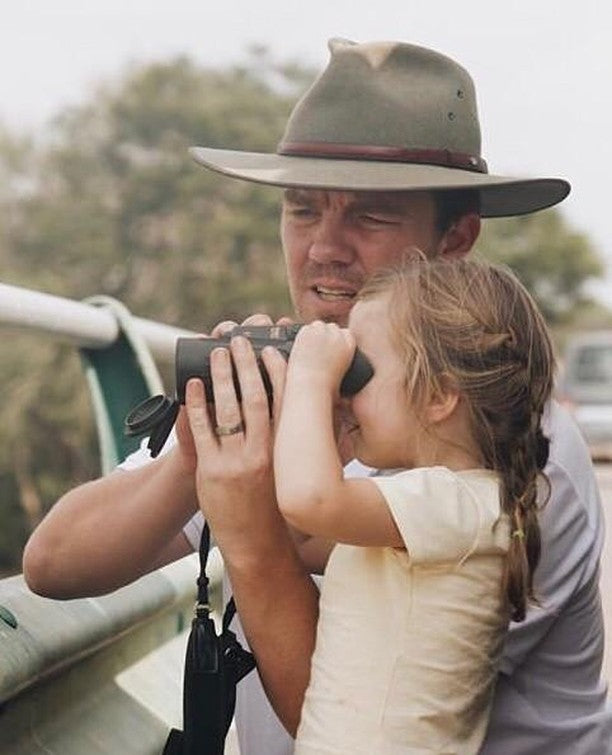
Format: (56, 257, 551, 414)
(274, 258, 554, 754)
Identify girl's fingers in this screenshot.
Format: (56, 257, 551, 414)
(342, 328, 356, 351)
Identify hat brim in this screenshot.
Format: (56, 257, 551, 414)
(190, 147, 570, 218)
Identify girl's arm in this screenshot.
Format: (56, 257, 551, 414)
(273, 322, 402, 548)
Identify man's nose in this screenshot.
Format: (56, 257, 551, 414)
(308, 214, 355, 265)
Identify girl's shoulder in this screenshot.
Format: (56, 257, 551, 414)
(381, 465, 498, 486)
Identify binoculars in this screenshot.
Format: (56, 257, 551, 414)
(125, 324, 373, 457)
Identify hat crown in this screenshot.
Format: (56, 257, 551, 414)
(281, 39, 482, 159)
(190, 37, 570, 217)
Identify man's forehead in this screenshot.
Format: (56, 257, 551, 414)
(283, 187, 433, 211)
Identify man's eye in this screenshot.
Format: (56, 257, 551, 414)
(289, 206, 317, 219)
(359, 214, 400, 226)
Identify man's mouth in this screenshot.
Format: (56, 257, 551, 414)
(313, 285, 356, 302)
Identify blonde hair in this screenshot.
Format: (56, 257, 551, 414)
(359, 257, 555, 622)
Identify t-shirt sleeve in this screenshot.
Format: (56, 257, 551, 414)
(117, 429, 178, 470)
(371, 468, 503, 565)
(116, 436, 155, 470)
(181, 511, 204, 550)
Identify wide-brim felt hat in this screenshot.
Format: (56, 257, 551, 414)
(190, 39, 570, 218)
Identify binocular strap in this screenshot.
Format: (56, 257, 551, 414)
(162, 521, 256, 754)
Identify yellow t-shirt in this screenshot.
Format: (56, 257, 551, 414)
(295, 466, 511, 754)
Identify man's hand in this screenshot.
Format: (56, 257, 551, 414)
(174, 313, 293, 477)
(184, 339, 271, 551)
(184, 313, 290, 558)
(183, 313, 320, 734)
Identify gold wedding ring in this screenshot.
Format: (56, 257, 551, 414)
(215, 421, 245, 437)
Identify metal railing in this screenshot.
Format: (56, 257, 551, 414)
(0, 281, 217, 754)
(0, 282, 191, 358)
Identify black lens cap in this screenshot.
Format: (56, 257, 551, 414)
(147, 400, 180, 458)
(125, 394, 176, 436)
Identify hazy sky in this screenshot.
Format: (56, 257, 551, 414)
(4, 1, 611, 301)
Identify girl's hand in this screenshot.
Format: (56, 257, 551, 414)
(287, 321, 356, 394)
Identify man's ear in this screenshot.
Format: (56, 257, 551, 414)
(436, 212, 481, 259)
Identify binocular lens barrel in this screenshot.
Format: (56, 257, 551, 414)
(175, 331, 373, 403)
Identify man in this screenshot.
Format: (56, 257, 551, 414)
(23, 39, 612, 753)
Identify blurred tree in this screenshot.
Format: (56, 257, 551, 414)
(476, 210, 604, 324)
(5, 52, 304, 325)
(0, 50, 310, 573)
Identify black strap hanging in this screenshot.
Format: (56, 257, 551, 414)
(163, 522, 256, 754)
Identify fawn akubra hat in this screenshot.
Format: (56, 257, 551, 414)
(190, 39, 570, 218)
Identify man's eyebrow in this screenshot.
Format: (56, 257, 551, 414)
(283, 189, 314, 204)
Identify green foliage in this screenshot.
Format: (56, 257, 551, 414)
(0, 52, 306, 573)
(475, 211, 604, 324)
(0, 335, 98, 574)
(0, 51, 608, 574)
(5, 54, 302, 324)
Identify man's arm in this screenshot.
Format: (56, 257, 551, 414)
(224, 504, 320, 736)
(21, 317, 271, 599)
(22, 445, 198, 598)
(184, 338, 323, 735)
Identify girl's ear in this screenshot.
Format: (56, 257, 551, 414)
(425, 381, 460, 424)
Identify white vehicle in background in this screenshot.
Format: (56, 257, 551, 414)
(558, 330, 612, 461)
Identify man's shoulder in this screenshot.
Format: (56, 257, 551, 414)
(539, 399, 604, 575)
(545, 398, 590, 462)
(544, 400, 601, 522)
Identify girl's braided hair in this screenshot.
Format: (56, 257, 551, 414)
(359, 257, 555, 622)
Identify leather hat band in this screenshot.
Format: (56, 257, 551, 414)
(278, 141, 488, 174)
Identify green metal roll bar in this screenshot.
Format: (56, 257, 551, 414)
(80, 295, 165, 473)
